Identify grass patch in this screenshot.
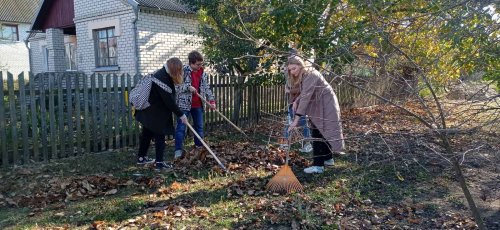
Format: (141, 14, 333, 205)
(1, 118, 497, 229)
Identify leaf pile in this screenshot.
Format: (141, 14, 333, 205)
(174, 141, 308, 173)
(0, 174, 167, 209)
(343, 103, 429, 134)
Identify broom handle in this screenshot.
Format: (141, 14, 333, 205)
(185, 122, 228, 172)
(195, 92, 248, 138)
(285, 136, 290, 165)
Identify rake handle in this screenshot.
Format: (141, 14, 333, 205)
(185, 122, 228, 173)
(195, 92, 248, 138)
(285, 135, 290, 165)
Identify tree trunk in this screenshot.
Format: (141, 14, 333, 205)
(442, 136, 486, 230)
(232, 76, 245, 125)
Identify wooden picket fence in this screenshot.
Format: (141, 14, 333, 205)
(0, 71, 287, 167)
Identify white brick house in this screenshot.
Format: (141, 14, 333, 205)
(0, 0, 40, 77)
(29, 0, 202, 76)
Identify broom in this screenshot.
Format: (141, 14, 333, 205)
(266, 137, 303, 194)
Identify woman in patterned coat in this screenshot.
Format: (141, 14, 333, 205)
(287, 56, 345, 174)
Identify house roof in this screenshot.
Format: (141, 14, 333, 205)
(0, 0, 41, 23)
(31, 0, 75, 32)
(135, 0, 195, 14)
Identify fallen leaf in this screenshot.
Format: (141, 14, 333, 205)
(334, 203, 342, 212)
(81, 180, 93, 191)
(396, 171, 405, 181)
(170, 182, 183, 191)
(153, 211, 165, 218)
(92, 220, 106, 228)
(105, 189, 118, 195)
(6, 198, 18, 207)
(409, 218, 421, 224)
(60, 181, 71, 190)
(54, 212, 65, 217)
(18, 168, 33, 175)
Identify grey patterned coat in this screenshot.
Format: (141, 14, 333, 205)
(175, 65, 216, 111)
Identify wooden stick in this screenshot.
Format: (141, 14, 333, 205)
(195, 92, 248, 138)
(185, 122, 228, 172)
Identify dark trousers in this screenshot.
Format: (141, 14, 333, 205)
(138, 127, 165, 162)
(312, 127, 333, 166)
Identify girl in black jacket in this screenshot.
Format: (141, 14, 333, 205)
(135, 57, 188, 171)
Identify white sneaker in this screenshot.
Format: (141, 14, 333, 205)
(324, 159, 334, 166)
(303, 166, 324, 174)
(279, 144, 289, 150)
(174, 150, 183, 159)
(299, 142, 313, 153)
(137, 156, 155, 165)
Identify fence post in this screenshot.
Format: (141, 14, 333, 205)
(98, 74, 105, 151)
(106, 74, 112, 149)
(113, 74, 120, 149)
(39, 73, 48, 162)
(83, 73, 91, 154)
(48, 73, 57, 160)
(126, 74, 133, 146)
(65, 73, 74, 156)
(28, 72, 40, 161)
(90, 73, 98, 152)
(18, 72, 30, 164)
(7, 72, 19, 164)
(57, 73, 65, 158)
(120, 74, 127, 148)
(0, 72, 7, 167)
(75, 73, 82, 156)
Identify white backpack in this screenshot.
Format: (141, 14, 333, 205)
(129, 74, 172, 110)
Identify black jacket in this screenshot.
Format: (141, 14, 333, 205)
(135, 67, 183, 135)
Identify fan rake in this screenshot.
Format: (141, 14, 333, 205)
(266, 137, 303, 194)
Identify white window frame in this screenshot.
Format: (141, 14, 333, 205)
(41, 45, 49, 72)
(64, 42, 78, 71)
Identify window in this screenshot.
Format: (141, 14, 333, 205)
(65, 43, 77, 71)
(41, 45, 49, 71)
(1, 24, 19, 41)
(94, 27, 117, 67)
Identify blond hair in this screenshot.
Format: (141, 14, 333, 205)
(287, 56, 307, 86)
(166, 57, 183, 84)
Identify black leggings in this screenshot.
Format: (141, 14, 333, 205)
(138, 127, 165, 162)
(312, 128, 333, 166)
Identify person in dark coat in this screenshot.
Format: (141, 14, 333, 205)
(135, 57, 188, 171)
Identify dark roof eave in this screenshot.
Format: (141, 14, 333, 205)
(30, 0, 48, 31)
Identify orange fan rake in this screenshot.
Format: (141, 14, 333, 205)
(266, 138, 303, 194)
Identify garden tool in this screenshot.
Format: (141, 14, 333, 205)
(266, 137, 303, 194)
(185, 122, 228, 173)
(195, 92, 249, 139)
